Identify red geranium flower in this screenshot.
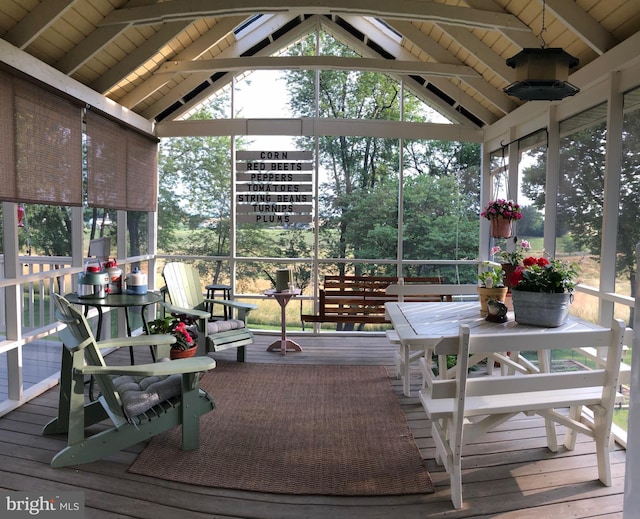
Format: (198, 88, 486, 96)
(509, 266, 524, 286)
(536, 257, 549, 267)
(522, 256, 537, 267)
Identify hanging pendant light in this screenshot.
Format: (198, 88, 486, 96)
(503, 1, 579, 101)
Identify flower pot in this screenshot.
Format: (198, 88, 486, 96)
(490, 216, 512, 238)
(170, 346, 197, 360)
(501, 263, 517, 291)
(477, 286, 508, 316)
(511, 290, 573, 327)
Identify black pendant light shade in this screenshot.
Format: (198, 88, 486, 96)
(503, 48, 579, 101)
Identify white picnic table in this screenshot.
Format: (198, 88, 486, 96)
(385, 301, 604, 396)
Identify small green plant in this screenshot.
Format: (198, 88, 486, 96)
(478, 261, 504, 288)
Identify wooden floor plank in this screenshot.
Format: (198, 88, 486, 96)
(0, 332, 626, 518)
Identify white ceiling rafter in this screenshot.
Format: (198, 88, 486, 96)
(0, 0, 635, 128)
(322, 14, 489, 127)
(141, 13, 316, 120)
(116, 15, 248, 107)
(544, 0, 617, 55)
(3, 0, 78, 49)
(384, 19, 516, 119)
(98, 0, 531, 32)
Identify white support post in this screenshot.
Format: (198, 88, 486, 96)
(599, 71, 623, 326)
(544, 106, 560, 257)
(2, 201, 23, 401)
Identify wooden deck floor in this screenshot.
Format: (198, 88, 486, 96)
(0, 332, 626, 518)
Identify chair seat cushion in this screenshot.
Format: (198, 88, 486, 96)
(207, 319, 245, 334)
(112, 373, 182, 419)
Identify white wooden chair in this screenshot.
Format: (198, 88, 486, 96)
(420, 319, 625, 509)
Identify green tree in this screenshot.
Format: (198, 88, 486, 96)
(286, 33, 403, 273)
(158, 103, 236, 282)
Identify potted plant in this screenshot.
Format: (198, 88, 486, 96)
(509, 256, 580, 327)
(481, 199, 522, 238)
(491, 237, 531, 289)
(148, 315, 198, 359)
(477, 261, 508, 316)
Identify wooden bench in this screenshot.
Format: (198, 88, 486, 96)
(300, 275, 446, 329)
(419, 319, 626, 509)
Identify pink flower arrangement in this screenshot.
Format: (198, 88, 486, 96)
(491, 238, 531, 265)
(481, 199, 522, 221)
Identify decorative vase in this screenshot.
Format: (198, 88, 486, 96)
(170, 346, 197, 360)
(477, 286, 508, 316)
(511, 290, 573, 327)
(490, 216, 512, 238)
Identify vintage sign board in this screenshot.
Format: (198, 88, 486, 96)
(235, 150, 314, 225)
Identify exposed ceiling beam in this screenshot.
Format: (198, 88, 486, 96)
(156, 117, 483, 143)
(56, 24, 129, 75)
(140, 13, 314, 119)
(92, 21, 193, 94)
(328, 15, 486, 126)
(463, 0, 541, 49)
(156, 56, 480, 77)
(386, 19, 517, 118)
(99, 0, 531, 32)
(3, 0, 77, 49)
(436, 24, 515, 84)
(544, 0, 617, 55)
(119, 15, 247, 108)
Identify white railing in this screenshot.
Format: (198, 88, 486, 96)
(0, 254, 636, 434)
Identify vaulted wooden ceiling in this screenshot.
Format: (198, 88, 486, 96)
(1, 0, 638, 130)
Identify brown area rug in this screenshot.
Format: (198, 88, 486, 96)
(128, 362, 434, 496)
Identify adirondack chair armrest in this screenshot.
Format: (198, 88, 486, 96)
(162, 302, 210, 320)
(77, 357, 216, 377)
(203, 299, 258, 311)
(96, 334, 176, 350)
(203, 298, 257, 320)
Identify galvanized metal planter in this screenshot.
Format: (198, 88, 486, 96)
(511, 290, 573, 327)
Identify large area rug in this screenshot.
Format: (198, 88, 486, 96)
(128, 362, 434, 496)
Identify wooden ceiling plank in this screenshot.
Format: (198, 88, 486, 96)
(91, 20, 192, 93)
(4, 0, 78, 49)
(56, 23, 129, 75)
(97, 0, 531, 32)
(545, 0, 617, 55)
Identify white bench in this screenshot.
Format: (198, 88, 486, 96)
(384, 283, 478, 393)
(419, 318, 626, 509)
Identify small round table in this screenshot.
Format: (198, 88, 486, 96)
(64, 291, 164, 360)
(265, 288, 302, 355)
(205, 283, 232, 319)
(64, 291, 164, 400)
